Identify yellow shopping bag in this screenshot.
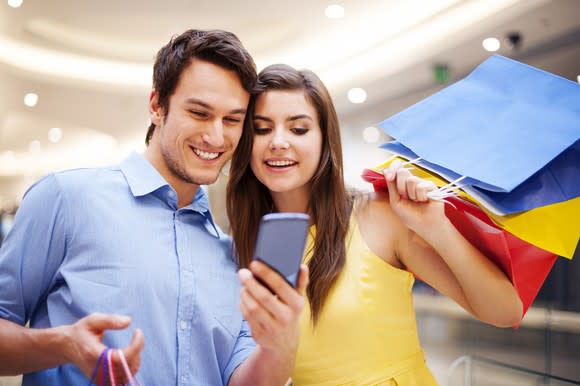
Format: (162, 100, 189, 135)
(367, 157, 579, 259)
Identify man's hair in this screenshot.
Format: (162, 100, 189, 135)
(226, 64, 353, 325)
(145, 29, 257, 145)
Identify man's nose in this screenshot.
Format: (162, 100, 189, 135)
(202, 119, 225, 148)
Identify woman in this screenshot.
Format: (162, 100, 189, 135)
(227, 64, 523, 385)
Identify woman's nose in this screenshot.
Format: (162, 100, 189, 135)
(269, 132, 289, 150)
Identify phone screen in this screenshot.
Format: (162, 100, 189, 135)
(253, 213, 310, 288)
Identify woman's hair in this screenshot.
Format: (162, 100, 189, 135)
(145, 29, 257, 145)
(226, 64, 353, 324)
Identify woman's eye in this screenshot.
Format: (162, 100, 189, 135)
(254, 127, 271, 135)
(292, 127, 308, 135)
(224, 117, 242, 125)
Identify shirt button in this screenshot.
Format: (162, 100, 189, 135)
(181, 375, 187, 383)
(168, 191, 175, 198)
(180, 320, 188, 330)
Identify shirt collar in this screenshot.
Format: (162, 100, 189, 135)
(120, 152, 168, 197)
(119, 152, 211, 212)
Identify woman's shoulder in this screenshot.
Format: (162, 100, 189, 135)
(352, 191, 407, 267)
(353, 191, 394, 218)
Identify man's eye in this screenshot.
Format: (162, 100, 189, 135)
(254, 127, 271, 135)
(292, 127, 308, 135)
(190, 110, 208, 118)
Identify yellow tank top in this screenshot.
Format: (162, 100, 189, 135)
(292, 215, 438, 386)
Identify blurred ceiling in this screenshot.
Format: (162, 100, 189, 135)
(1, 0, 579, 207)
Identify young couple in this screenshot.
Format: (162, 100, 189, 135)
(0, 29, 522, 385)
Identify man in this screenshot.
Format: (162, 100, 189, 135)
(0, 29, 307, 385)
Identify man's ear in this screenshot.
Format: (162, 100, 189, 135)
(149, 89, 163, 126)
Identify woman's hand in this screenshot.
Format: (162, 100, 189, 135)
(383, 159, 446, 235)
(238, 261, 308, 355)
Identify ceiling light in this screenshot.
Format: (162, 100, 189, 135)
(362, 126, 380, 143)
(347, 87, 367, 104)
(482, 37, 501, 52)
(0, 36, 151, 88)
(577, 75, 580, 84)
(325, 4, 345, 19)
(48, 127, 63, 143)
(29, 140, 41, 153)
(23, 92, 38, 107)
(7, 0, 23, 8)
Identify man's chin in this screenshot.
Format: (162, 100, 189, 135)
(187, 173, 220, 186)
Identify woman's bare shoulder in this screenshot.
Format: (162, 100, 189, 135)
(354, 191, 406, 268)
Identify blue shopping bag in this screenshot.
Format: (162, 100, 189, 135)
(381, 139, 579, 215)
(378, 54, 580, 195)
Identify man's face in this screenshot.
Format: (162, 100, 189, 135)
(147, 58, 250, 191)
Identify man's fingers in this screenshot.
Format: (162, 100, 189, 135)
(108, 329, 142, 379)
(85, 312, 131, 331)
(123, 328, 144, 373)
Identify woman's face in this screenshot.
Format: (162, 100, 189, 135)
(250, 89, 323, 198)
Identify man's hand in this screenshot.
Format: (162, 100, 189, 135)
(238, 261, 308, 354)
(63, 313, 144, 384)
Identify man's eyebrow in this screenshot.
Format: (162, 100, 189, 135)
(185, 98, 211, 109)
(185, 98, 246, 115)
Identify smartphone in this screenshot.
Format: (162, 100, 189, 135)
(252, 212, 310, 289)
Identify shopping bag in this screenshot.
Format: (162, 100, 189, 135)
(364, 157, 580, 258)
(444, 196, 557, 316)
(377, 54, 580, 194)
(361, 167, 558, 315)
(88, 347, 141, 386)
(381, 140, 580, 215)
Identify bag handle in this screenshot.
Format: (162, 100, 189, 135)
(88, 347, 142, 386)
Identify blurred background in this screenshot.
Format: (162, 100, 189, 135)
(0, 0, 579, 385)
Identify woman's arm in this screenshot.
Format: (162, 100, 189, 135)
(359, 161, 522, 327)
(229, 262, 308, 386)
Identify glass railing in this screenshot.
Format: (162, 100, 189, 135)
(447, 355, 580, 386)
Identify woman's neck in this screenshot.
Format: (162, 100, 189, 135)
(270, 188, 310, 214)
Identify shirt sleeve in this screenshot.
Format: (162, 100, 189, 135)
(0, 174, 67, 325)
(223, 319, 257, 384)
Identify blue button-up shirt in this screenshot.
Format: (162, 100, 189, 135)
(0, 153, 255, 385)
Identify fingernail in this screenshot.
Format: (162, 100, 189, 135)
(117, 316, 130, 323)
(386, 173, 394, 181)
(238, 269, 252, 281)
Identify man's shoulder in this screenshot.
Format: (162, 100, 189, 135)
(23, 165, 123, 204)
(50, 164, 122, 189)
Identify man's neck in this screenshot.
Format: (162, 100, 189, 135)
(143, 148, 200, 208)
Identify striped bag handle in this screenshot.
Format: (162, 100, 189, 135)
(88, 347, 142, 386)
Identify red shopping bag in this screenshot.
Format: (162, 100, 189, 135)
(362, 169, 557, 316)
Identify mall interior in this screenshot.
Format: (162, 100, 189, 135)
(0, 0, 579, 385)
